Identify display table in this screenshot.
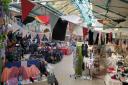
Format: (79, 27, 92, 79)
(104, 74, 122, 85)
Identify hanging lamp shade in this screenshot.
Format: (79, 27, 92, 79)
(98, 19, 111, 25)
(44, 28, 50, 33)
(15, 15, 35, 25)
(35, 16, 50, 25)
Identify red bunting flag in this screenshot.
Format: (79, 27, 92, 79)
(21, 0, 35, 21)
(83, 27, 89, 40)
(35, 16, 50, 25)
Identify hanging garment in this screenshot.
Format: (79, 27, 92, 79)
(19, 66, 29, 80)
(0, 57, 2, 83)
(94, 33, 99, 45)
(52, 18, 68, 41)
(93, 31, 98, 43)
(83, 27, 88, 40)
(5, 61, 21, 68)
(27, 60, 40, 68)
(8, 67, 19, 79)
(101, 33, 105, 45)
(106, 33, 109, 44)
(29, 65, 40, 77)
(21, 61, 27, 67)
(88, 30, 93, 45)
(42, 34, 48, 41)
(81, 44, 88, 57)
(109, 32, 112, 42)
(1, 68, 10, 82)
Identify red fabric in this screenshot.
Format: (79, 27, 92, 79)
(83, 27, 88, 40)
(1, 68, 10, 82)
(60, 47, 71, 55)
(29, 65, 40, 77)
(35, 16, 50, 25)
(19, 67, 29, 80)
(6, 78, 18, 85)
(107, 66, 115, 73)
(9, 67, 19, 79)
(21, 0, 35, 21)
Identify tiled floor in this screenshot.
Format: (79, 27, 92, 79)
(53, 54, 105, 85)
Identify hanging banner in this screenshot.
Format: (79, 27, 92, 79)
(21, 0, 35, 21)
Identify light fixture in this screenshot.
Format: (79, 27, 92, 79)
(114, 28, 118, 31)
(97, 19, 111, 25)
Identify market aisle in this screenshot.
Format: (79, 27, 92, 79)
(53, 54, 105, 85)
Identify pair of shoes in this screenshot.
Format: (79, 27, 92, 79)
(81, 76, 87, 80)
(86, 76, 92, 80)
(86, 76, 90, 80)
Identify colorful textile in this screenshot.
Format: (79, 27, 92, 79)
(5, 61, 21, 68)
(19, 66, 29, 80)
(27, 60, 39, 67)
(29, 65, 40, 77)
(6, 78, 18, 85)
(9, 67, 19, 79)
(0, 57, 2, 83)
(1, 68, 10, 82)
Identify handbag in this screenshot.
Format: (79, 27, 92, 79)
(47, 73, 56, 84)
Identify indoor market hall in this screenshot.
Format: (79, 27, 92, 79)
(0, 0, 128, 85)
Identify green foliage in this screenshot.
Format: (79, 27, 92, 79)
(2, 0, 11, 13)
(75, 46, 83, 76)
(0, 34, 6, 49)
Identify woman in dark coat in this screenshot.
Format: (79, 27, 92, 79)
(81, 41, 88, 57)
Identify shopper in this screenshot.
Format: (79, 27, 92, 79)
(82, 41, 88, 57)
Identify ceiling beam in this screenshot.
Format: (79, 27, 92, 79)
(10, 3, 62, 17)
(93, 4, 126, 18)
(92, 10, 117, 26)
(57, 2, 70, 10)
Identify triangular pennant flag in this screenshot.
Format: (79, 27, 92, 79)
(35, 16, 50, 25)
(49, 13, 59, 31)
(21, 0, 35, 21)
